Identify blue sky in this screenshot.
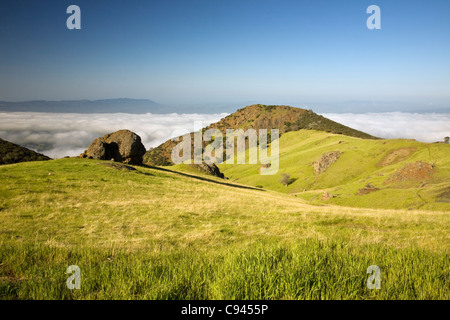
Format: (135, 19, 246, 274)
(0, 0, 449, 112)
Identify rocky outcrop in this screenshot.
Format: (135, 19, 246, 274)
(191, 163, 225, 178)
(80, 130, 146, 165)
(313, 151, 342, 177)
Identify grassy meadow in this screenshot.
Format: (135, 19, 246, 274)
(218, 130, 450, 210)
(0, 158, 448, 299)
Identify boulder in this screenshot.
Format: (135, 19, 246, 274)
(191, 163, 225, 178)
(80, 130, 146, 165)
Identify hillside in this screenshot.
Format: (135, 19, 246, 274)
(217, 130, 450, 210)
(0, 158, 448, 299)
(0, 138, 51, 165)
(144, 104, 377, 166)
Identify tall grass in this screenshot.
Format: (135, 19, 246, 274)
(0, 158, 449, 299)
(1, 241, 448, 300)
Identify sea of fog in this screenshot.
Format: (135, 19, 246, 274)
(0, 111, 449, 159)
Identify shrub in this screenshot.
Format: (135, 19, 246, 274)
(280, 173, 290, 187)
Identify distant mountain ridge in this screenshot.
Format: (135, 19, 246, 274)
(0, 98, 173, 114)
(2, 99, 448, 114)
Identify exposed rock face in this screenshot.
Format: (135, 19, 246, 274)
(80, 130, 146, 165)
(384, 161, 434, 184)
(191, 163, 225, 178)
(313, 151, 342, 177)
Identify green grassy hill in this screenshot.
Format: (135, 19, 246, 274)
(218, 130, 450, 210)
(144, 104, 377, 166)
(0, 158, 448, 299)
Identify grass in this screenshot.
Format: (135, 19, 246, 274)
(144, 104, 376, 166)
(219, 130, 450, 210)
(0, 158, 449, 299)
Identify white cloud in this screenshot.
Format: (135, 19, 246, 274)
(0, 112, 227, 158)
(0, 111, 448, 159)
(321, 112, 450, 143)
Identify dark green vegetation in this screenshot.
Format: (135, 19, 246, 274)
(0, 158, 448, 299)
(0, 138, 50, 165)
(282, 110, 375, 138)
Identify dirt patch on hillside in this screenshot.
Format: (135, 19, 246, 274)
(313, 151, 342, 177)
(384, 161, 434, 184)
(378, 147, 416, 167)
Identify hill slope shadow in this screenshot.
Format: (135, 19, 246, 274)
(140, 164, 264, 191)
